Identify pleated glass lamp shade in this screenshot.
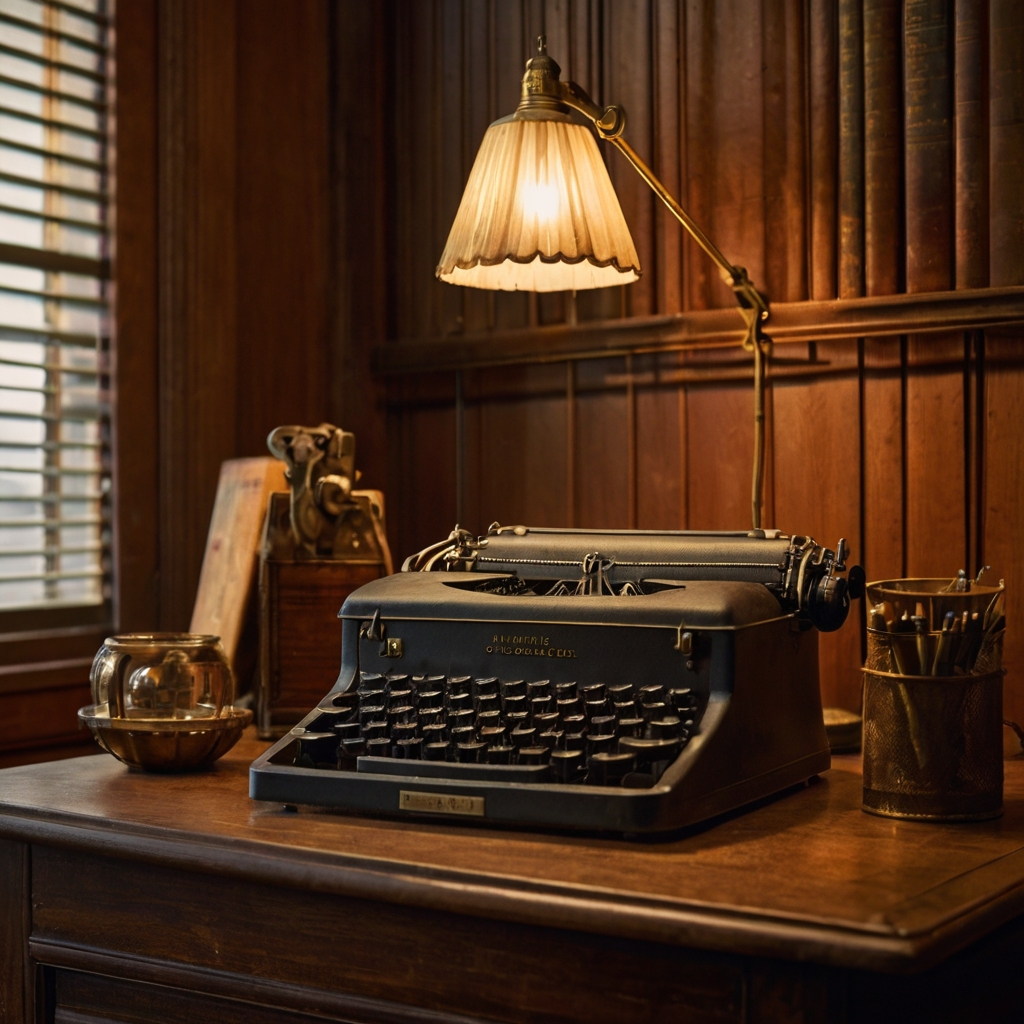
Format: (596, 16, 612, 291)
(436, 115, 641, 292)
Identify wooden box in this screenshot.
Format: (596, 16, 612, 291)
(257, 491, 390, 737)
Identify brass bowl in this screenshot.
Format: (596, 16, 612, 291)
(78, 704, 252, 772)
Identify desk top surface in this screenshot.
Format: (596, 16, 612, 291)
(2, 730, 1024, 973)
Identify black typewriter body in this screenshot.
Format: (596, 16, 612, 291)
(250, 526, 863, 834)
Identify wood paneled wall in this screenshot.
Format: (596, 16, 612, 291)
(378, 0, 1024, 719)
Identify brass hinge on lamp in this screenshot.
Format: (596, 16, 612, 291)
(437, 36, 772, 529)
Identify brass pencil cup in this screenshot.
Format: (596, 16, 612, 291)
(862, 667, 1004, 821)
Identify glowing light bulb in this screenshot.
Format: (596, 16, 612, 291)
(520, 179, 560, 224)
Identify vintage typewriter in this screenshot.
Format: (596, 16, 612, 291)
(250, 525, 864, 833)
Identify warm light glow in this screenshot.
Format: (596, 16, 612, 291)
(437, 115, 641, 292)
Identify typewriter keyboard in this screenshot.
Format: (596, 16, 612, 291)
(292, 673, 701, 786)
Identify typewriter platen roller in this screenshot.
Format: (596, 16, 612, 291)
(250, 526, 865, 833)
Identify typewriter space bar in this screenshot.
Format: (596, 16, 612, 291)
(356, 756, 551, 783)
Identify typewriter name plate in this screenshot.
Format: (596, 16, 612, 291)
(399, 790, 485, 816)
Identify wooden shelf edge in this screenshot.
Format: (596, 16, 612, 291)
(1, 804, 1016, 974)
(373, 286, 1024, 374)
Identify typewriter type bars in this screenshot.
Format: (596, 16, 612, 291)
(295, 671, 701, 788)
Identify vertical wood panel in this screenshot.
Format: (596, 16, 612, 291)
(635, 357, 683, 529)
(683, 0, 715, 311)
(158, 0, 238, 629)
(905, 335, 967, 577)
(838, 0, 864, 299)
(861, 338, 905, 581)
(762, 0, 807, 303)
(0, 840, 29, 1024)
(905, 0, 954, 293)
(686, 382, 753, 530)
(772, 353, 862, 710)
(236, 0, 331, 456)
(605, 0, 655, 318)
(982, 337, 1024, 727)
(653, 0, 683, 315)
(574, 360, 629, 528)
(807, 0, 838, 301)
(864, 0, 903, 297)
(989, 0, 1024, 286)
(112, 0, 160, 630)
(954, 0, 989, 289)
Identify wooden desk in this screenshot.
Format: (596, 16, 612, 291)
(2, 732, 1023, 1024)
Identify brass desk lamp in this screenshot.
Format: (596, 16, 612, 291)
(437, 36, 772, 530)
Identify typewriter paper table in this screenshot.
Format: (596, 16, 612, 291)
(2, 733, 1024, 1024)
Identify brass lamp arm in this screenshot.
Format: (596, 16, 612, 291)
(557, 80, 770, 324)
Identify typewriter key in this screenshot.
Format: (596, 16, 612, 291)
(650, 716, 683, 739)
(586, 733, 617, 758)
(335, 721, 362, 742)
(530, 695, 555, 717)
(502, 694, 527, 715)
(359, 672, 385, 690)
(580, 683, 607, 702)
(501, 679, 526, 698)
(450, 725, 476, 748)
(473, 676, 499, 698)
(560, 728, 587, 751)
(584, 699, 611, 719)
(448, 708, 474, 729)
(486, 744, 514, 764)
(388, 689, 415, 710)
(479, 725, 508, 746)
(457, 741, 487, 763)
(426, 674, 446, 689)
(411, 674, 427, 688)
(510, 725, 537, 748)
(640, 701, 667, 722)
(421, 722, 448, 745)
(537, 729, 563, 750)
(587, 751, 637, 786)
(554, 681, 578, 700)
(475, 708, 503, 733)
(589, 715, 617, 737)
(517, 745, 551, 765)
(475, 693, 501, 714)
(668, 687, 698, 712)
(617, 717, 645, 738)
(607, 684, 633, 702)
(447, 691, 472, 712)
(341, 736, 367, 758)
(527, 680, 552, 698)
(386, 673, 410, 689)
(533, 711, 559, 732)
(330, 691, 358, 710)
(505, 710, 529, 729)
(556, 696, 582, 717)
(417, 690, 443, 710)
(359, 689, 386, 710)
(312, 706, 351, 731)
(550, 748, 586, 783)
(395, 737, 423, 759)
(423, 741, 448, 761)
(618, 736, 681, 773)
(392, 722, 419, 744)
(363, 720, 389, 740)
(418, 707, 444, 729)
(293, 731, 337, 767)
(639, 684, 667, 706)
(366, 737, 392, 757)
(387, 705, 416, 726)
(562, 713, 585, 729)
(446, 675, 471, 695)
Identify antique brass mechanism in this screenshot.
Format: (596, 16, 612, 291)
(517, 37, 772, 529)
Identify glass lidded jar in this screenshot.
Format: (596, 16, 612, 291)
(91, 633, 234, 722)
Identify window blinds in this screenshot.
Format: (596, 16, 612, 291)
(0, 0, 109, 612)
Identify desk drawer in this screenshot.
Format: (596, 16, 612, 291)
(32, 845, 746, 1024)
